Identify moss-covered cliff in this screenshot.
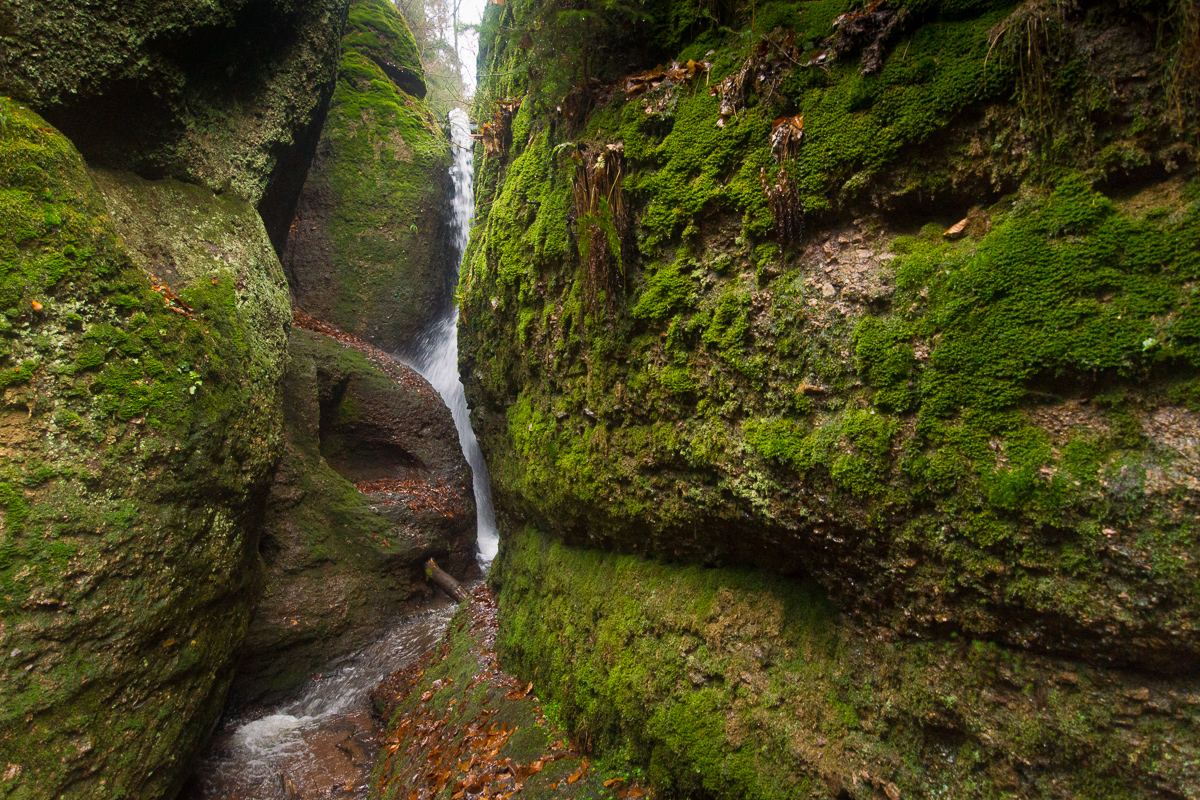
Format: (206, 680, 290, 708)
(283, 0, 456, 355)
(0, 100, 290, 799)
(461, 0, 1199, 795)
(496, 524, 1199, 799)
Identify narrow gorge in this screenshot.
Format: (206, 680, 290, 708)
(0, 0, 1196, 799)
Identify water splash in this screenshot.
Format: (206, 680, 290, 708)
(188, 600, 459, 798)
(409, 108, 498, 563)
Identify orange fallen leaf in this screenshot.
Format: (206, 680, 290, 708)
(943, 217, 969, 240)
(30, 300, 42, 312)
(605, 778, 626, 787)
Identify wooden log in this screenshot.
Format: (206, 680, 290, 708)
(425, 558, 469, 602)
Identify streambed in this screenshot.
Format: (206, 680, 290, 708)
(184, 595, 463, 800)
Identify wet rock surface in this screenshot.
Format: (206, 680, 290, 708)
(231, 315, 476, 706)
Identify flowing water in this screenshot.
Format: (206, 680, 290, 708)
(408, 107, 498, 563)
(187, 108, 497, 798)
(185, 597, 459, 799)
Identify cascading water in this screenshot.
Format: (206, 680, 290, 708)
(187, 110, 497, 800)
(186, 598, 460, 799)
(409, 108, 498, 562)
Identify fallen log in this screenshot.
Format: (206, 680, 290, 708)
(425, 558, 469, 602)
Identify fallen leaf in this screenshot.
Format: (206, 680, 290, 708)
(943, 217, 969, 240)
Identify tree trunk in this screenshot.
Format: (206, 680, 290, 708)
(425, 558, 470, 602)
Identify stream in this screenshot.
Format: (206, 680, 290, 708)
(184, 596, 461, 799)
(185, 108, 495, 799)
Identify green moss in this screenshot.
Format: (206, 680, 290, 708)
(461, 0, 1200, 724)
(781, 4, 1016, 213)
(494, 525, 1198, 800)
(660, 364, 696, 396)
(622, 89, 775, 249)
(630, 254, 697, 321)
(873, 175, 1200, 421)
(291, 9, 451, 351)
(345, 0, 424, 86)
(0, 100, 289, 800)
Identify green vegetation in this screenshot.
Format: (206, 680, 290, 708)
(494, 524, 1200, 800)
(0, 99, 289, 800)
(286, 0, 452, 353)
(344, 0, 426, 97)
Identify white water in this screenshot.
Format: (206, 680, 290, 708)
(409, 108, 498, 563)
(189, 599, 458, 798)
(188, 110, 497, 800)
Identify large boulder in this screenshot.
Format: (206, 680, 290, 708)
(283, 0, 456, 355)
(0, 0, 350, 251)
(463, 0, 1200, 672)
(0, 101, 290, 799)
(230, 322, 477, 705)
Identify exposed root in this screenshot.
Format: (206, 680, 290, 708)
(569, 142, 628, 320)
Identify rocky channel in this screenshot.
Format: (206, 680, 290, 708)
(1, 0, 1198, 799)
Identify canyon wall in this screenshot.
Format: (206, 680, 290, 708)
(0, 0, 470, 794)
(462, 0, 1200, 796)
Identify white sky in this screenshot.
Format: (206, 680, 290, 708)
(457, 0, 489, 94)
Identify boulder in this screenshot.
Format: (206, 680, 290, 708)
(0, 0, 350, 252)
(229, 322, 476, 706)
(0, 101, 290, 800)
(283, 0, 456, 356)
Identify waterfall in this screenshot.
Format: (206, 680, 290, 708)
(409, 108, 498, 563)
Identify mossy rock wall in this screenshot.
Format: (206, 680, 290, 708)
(0, 0, 351, 251)
(231, 326, 477, 706)
(493, 524, 1200, 800)
(462, 0, 1199, 793)
(283, 0, 455, 355)
(0, 102, 291, 798)
(462, 0, 1199, 670)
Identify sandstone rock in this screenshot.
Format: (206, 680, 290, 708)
(282, 0, 454, 356)
(0, 0, 350, 252)
(229, 325, 475, 706)
(0, 102, 289, 800)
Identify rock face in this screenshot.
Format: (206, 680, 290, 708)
(495, 523, 1200, 800)
(0, 0, 349, 251)
(231, 321, 476, 706)
(0, 102, 290, 799)
(462, 0, 1199, 796)
(283, 0, 456, 356)
(0, 0, 472, 792)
